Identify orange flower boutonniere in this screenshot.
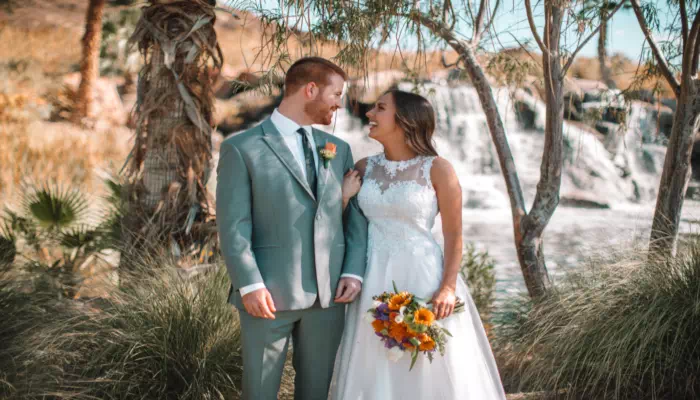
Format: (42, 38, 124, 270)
(318, 141, 337, 168)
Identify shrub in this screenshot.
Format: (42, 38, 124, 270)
(460, 242, 497, 324)
(495, 241, 700, 399)
(6, 260, 243, 399)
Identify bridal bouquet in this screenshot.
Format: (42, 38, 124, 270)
(366, 282, 465, 370)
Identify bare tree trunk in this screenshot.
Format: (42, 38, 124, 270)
(649, 82, 700, 256)
(72, 0, 106, 124)
(415, 13, 552, 297)
(630, 0, 700, 257)
(598, 16, 616, 88)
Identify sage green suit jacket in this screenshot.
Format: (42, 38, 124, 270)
(216, 118, 368, 311)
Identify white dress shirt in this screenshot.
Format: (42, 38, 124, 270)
(239, 109, 363, 297)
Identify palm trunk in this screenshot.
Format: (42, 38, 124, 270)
(72, 0, 106, 124)
(121, 0, 222, 269)
(649, 81, 700, 256)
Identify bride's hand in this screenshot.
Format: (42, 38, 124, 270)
(431, 286, 457, 320)
(342, 169, 362, 201)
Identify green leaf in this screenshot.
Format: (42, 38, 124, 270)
(409, 349, 419, 371)
(22, 183, 88, 231)
(442, 327, 453, 337)
(392, 280, 399, 294)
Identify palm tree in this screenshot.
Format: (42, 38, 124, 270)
(121, 0, 222, 268)
(72, 0, 107, 124)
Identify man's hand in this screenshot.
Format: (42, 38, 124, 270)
(242, 288, 276, 319)
(334, 277, 362, 303)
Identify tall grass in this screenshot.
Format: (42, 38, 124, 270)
(2, 258, 244, 399)
(495, 240, 700, 399)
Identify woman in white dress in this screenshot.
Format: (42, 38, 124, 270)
(331, 90, 506, 399)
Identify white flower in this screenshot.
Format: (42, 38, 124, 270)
(372, 300, 382, 308)
(433, 320, 442, 329)
(417, 300, 428, 308)
(363, 312, 375, 324)
(394, 315, 404, 324)
(399, 306, 407, 316)
(387, 346, 405, 362)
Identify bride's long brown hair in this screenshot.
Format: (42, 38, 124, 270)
(386, 89, 439, 157)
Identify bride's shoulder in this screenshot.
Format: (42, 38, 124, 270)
(430, 157, 459, 189)
(353, 153, 382, 177)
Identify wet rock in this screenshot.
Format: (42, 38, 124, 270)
(560, 191, 610, 209)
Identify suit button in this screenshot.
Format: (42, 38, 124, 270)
(316, 215, 321, 220)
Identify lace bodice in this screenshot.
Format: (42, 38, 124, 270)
(358, 153, 439, 254)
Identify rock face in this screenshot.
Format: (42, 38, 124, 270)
(60, 72, 127, 127)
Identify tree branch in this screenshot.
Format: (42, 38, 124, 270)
(684, 10, 700, 76)
(482, 0, 501, 35)
(525, 0, 548, 54)
(680, 0, 689, 46)
(472, 0, 488, 45)
(630, 0, 681, 97)
(562, 0, 626, 75)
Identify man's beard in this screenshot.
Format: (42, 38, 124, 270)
(304, 98, 334, 126)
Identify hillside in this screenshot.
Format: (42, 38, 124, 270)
(0, 0, 671, 95)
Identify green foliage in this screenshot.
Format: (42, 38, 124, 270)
(21, 183, 88, 231)
(495, 241, 700, 398)
(2, 181, 120, 298)
(460, 243, 496, 324)
(1, 260, 244, 399)
(100, 8, 142, 76)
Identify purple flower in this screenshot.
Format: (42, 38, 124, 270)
(384, 338, 399, 349)
(377, 303, 389, 313)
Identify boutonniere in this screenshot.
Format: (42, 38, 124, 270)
(318, 141, 337, 169)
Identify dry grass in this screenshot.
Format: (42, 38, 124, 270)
(0, 116, 131, 202)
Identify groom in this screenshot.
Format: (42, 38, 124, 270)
(216, 57, 368, 400)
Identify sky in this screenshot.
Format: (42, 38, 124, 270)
(220, 0, 678, 62)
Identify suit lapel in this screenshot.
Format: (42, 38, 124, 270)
(260, 119, 317, 201)
(312, 128, 330, 204)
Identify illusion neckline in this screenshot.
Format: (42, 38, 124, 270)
(377, 152, 424, 165)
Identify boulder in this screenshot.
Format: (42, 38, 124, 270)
(60, 72, 127, 126)
(560, 190, 610, 209)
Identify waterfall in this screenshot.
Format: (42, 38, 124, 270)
(328, 82, 665, 211)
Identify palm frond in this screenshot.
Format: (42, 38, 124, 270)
(21, 183, 89, 231)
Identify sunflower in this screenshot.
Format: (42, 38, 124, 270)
(388, 321, 410, 342)
(413, 308, 435, 327)
(418, 334, 436, 351)
(388, 292, 413, 311)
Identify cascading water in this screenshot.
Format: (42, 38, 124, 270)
(323, 82, 692, 295)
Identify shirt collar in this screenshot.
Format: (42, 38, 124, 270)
(271, 108, 312, 137)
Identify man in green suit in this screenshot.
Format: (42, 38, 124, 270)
(216, 57, 368, 400)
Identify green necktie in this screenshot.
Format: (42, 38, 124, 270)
(296, 127, 317, 197)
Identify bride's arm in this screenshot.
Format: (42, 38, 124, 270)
(431, 157, 463, 320)
(342, 158, 367, 210)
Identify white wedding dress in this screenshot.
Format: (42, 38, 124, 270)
(331, 153, 506, 400)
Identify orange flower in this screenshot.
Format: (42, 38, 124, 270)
(403, 341, 416, 351)
(388, 322, 410, 342)
(324, 142, 337, 153)
(388, 292, 413, 311)
(413, 308, 435, 327)
(418, 334, 436, 351)
(372, 319, 387, 333)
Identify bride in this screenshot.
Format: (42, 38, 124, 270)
(331, 90, 506, 399)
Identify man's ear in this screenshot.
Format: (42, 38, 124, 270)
(304, 82, 318, 99)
